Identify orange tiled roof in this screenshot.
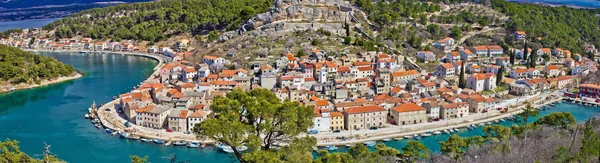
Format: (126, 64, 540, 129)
(346, 106, 385, 114)
(391, 70, 419, 77)
(393, 103, 425, 113)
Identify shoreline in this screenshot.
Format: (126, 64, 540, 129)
(0, 71, 82, 94)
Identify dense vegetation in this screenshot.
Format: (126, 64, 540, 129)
(0, 138, 65, 163)
(43, 0, 272, 43)
(0, 45, 75, 85)
(356, 0, 441, 26)
(492, 0, 600, 53)
(0, 0, 149, 9)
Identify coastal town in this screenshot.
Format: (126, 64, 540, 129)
(1, 26, 596, 148)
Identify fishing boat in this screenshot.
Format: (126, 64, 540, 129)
(140, 138, 151, 142)
(443, 130, 450, 134)
(448, 129, 454, 133)
(95, 124, 101, 128)
(326, 146, 338, 151)
(187, 141, 200, 148)
(453, 128, 459, 132)
(119, 131, 129, 138)
(403, 135, 412, 139)
(345, 144, 353, 147)
(128, 135, 141, 140)
(382, 138, 391, 142)
(236, 146, 248, 152)
(433, 131, 442, 135)
(173, 141, 186, 146)
(413, 134, 420, 140)
(363, 141, 376, 147)
(393, 137, 404, 140)
(165, 141, 172, 146)
(105, 128, 113, 133)
(153, 139, 164, 144)
(85, 114, 90, 119)
(221, 146, 234, 153)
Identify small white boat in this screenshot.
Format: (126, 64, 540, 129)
(187, 141, 200, 148)
(111, 131, 118, 136)
(236, 146, 248, 152)
(165, 141, 172, 146)
(174, 141, 187, 146)
(453, 128, 459, 132)
(487, 122, 493, 125)
(221, 146, 234, 153)
(345, 144, 353, 147)
(326, 146, 338, 151)
(393, 137, 404, 140)
(95, 124, 101, 128)
(382, 138, 392, 142)
(479, 123, 486, 127)
(433, 131, 442, 135)
(495, 120, 500, 123)
(403, 135, 412, 139)
(312, 146, 318, 151)
(500, 119, 506, 122)
(363, 141, 376, 146)
(141, 138, 150, 142)
(443, 130, 450, 134)
(421, 133, 432, 137)
(84, 114, 90, 119)
(413, 134, 420, 140)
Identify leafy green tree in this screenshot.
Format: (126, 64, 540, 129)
(400, 141, 430, 162)
(315, 150, 353, 163)
(542, 54, 551, 62)
(517, 103, 540, 144)
(375, 144, 400, 157)
(440, 134, 468, 160)
(0, 45, 75, 85)
(131, 155, 150, 163)
(0, 138, 65, 163)
(466, 136, 486, 147)
(483, 125, 512, 141)
(194, 88, 314, 162)
(534, 112, 576, 129)
(312, 39, 322, 46)
(348, 144, 383, 162)
(450, 26, 462, 38)
(208, 30, 219, 41)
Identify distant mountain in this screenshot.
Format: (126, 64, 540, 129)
(0, 0, 151, 9)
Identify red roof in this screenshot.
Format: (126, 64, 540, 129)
(393, 103, 425, 113)
(346, 106, 386, 114)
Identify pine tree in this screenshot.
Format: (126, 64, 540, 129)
(496, 66, 504, 85)
(345, 19, 350, 38)
(523, 41, 529, 62)
(587, 51, 595, 61)
(459, 61, 466, 89)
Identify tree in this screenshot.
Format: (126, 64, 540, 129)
(311, 39, 322, 46)
(450, 26, 462, 38)
(496, 66, 504, 85)
(518, 103, 540, 145)
(348, 144, 383, 162)
(208, 30, 219, 41)
(509, 50, 515, 65)
(534, 112, 576, 129)
(483, 125, 512, 141)
(587, 51, 596, 61)
(542, 54, 551, 62)
(296, 49, 307, 57)
(578, 118, 600, 162)
(440, 134, 468, 160)
(345, 19, 351, 37)
(400, 141, 430, 162)
(194, 88, 315, 162)
(529, 49, 537, 68)
(131, 155, 150, 163)
(523, 42, 529, 62)
(458, 61, 466, 89)
(0, 139, 65, 163)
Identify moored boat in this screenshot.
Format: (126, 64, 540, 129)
(165, 141, 172, 146)
(363, 141, 376, 147)
(467, 126, 474, 130)
(500, 118, 506, 122)
(421, 133, 432, 137)
(221, 146, 234, 153)
(140, 138, 151, 142)
(487, 122, 493, 125)
(413, 134, 420, 140)
(174, 141, 187, 146)
(382, 138, 391, 142)
(453, 128, 459, 132)
(119, 131, 129, 138)
(85, 114, 90, 119)
(443, 130, 450, 134)
(236, 146, 248, 152)
(95, 124, 101, 128)
(479, 123, 486, 127)
(187, 141, 200, 148)
(326, 146, 338, 151)
(153, 139, 164, 144)
(393, 137, 404, 140)
(345, 144, 353, 147)
(404, 135, 412, 139)
(433, 131, 442, 135)
(105, 128, 113, 133)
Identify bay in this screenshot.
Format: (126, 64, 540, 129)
(0, 18, 60, 32)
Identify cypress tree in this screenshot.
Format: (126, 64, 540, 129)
(496, 66, 504, 86)
(530, 48, 537, 68)
(509, 50, 515, 65)
(523, 41, 529, 62)
(459, 61, 466, 89)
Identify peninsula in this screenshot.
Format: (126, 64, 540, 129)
(0, 45, 80, 94)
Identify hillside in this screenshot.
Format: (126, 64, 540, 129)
(0, 45, 75, 85)
(43, 0, 272, 43)
(0, 0, 149, 9)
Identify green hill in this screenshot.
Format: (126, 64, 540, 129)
(43, 0, 272, 43)
(0, 45, 75, 85)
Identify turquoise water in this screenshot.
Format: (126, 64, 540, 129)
(508, 0, 600, 8)
(0, 52, 599, 162)
(320, 102, 600, 154)
(0, 18, 60, 31)
(0, 52, 238, 162)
